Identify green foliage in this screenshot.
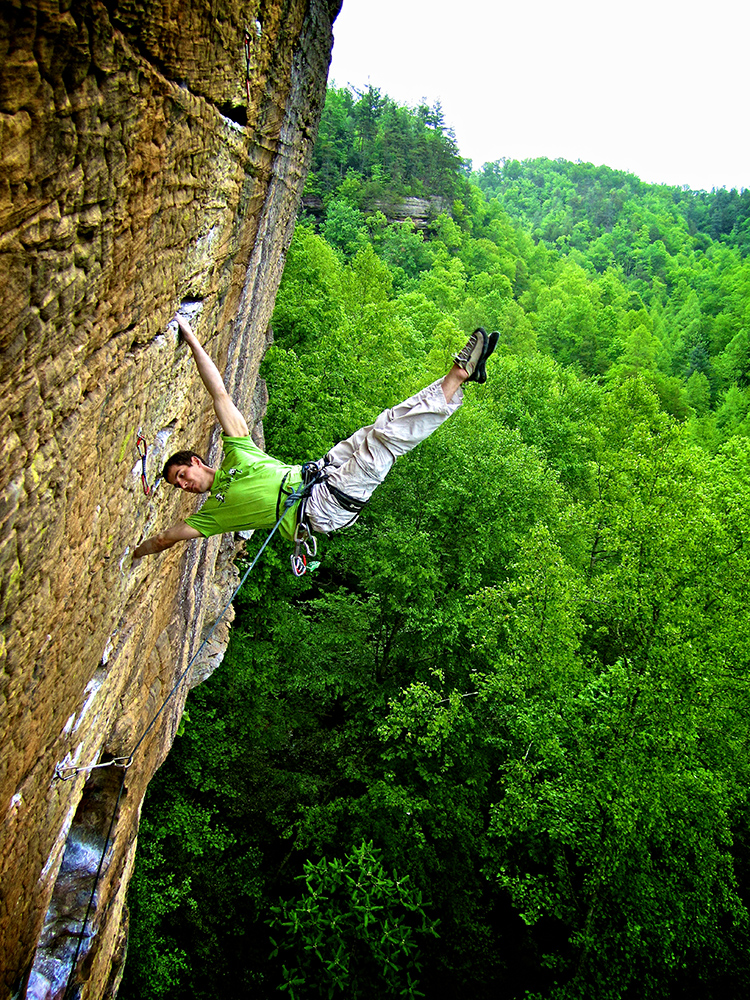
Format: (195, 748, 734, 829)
(469, 424, 750, 996)
(271, 224, 345, 349)
(321, 199, 368, 258)
(269, 841, 438, 999)
(474, 157, 750, 257)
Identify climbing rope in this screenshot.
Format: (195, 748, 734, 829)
(56, 482, 309, 781)
(62, 770, 126, 1000)
(57, 480, 315, 996)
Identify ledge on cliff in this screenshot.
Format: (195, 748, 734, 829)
(301, 193, 451, 230)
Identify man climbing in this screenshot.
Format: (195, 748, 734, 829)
(133, 315, 497, 563)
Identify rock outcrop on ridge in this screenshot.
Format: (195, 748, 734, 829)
(0, 0, 341, 995)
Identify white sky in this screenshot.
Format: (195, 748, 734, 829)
(328, 0, 748, 192)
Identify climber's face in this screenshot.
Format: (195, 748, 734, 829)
(167, 456, 215, 494)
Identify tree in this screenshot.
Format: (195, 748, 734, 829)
(269, 841, 438, 1000)
(322, 198, 368, 258)
(685, 370, 711, 414)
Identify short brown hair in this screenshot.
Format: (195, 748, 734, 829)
(162, 450, 205, 483)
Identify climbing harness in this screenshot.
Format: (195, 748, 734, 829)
(135, 431, 151, 496)
(280, 460, 371, 573)
(326, 481, 370, 518)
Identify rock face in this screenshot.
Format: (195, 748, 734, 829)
(0, 0, 341, 996)
(372, 196, 450, 229)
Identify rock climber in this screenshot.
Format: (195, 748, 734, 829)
(133, 315, 497, 561)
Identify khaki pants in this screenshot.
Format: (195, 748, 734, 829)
(305, 379, 462, 534)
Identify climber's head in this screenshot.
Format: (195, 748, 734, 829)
(163, 451, 215, 493)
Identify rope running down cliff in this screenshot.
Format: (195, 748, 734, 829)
(58, 484, 309, 998)
(56, 481, 310, 782)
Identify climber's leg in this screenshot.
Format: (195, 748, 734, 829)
(305, 378, 463, 534)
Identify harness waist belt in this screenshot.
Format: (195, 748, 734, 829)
(275, 462, 367, 527)
(325, 482, 369, 514)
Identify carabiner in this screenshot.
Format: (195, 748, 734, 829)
(293, 522, 317, 556)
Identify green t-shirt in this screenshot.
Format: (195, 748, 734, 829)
(185, 435, 302, 543)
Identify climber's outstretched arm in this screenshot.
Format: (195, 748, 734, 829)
(133, 521, 202, 559)
(176, 315, 249, 438)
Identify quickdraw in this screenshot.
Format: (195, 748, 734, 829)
(135, 432, 151, 496)
(291, 521, 317, 577)
(55, 756, 133, 782)
(243, 30, 252, 106)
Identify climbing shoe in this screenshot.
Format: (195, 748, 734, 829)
(454, 328, 488, 380)
(471, 330, 499, 384)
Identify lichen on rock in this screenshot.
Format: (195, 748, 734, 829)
(0, 0, 341, 994)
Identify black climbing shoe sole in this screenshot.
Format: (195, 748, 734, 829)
(467, 329, 499, 384)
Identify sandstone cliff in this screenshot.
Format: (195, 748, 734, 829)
(0, 0, 341, 995)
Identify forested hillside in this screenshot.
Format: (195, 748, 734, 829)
(475, 156, 750, 256)
(120, 87, 750, 1000)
